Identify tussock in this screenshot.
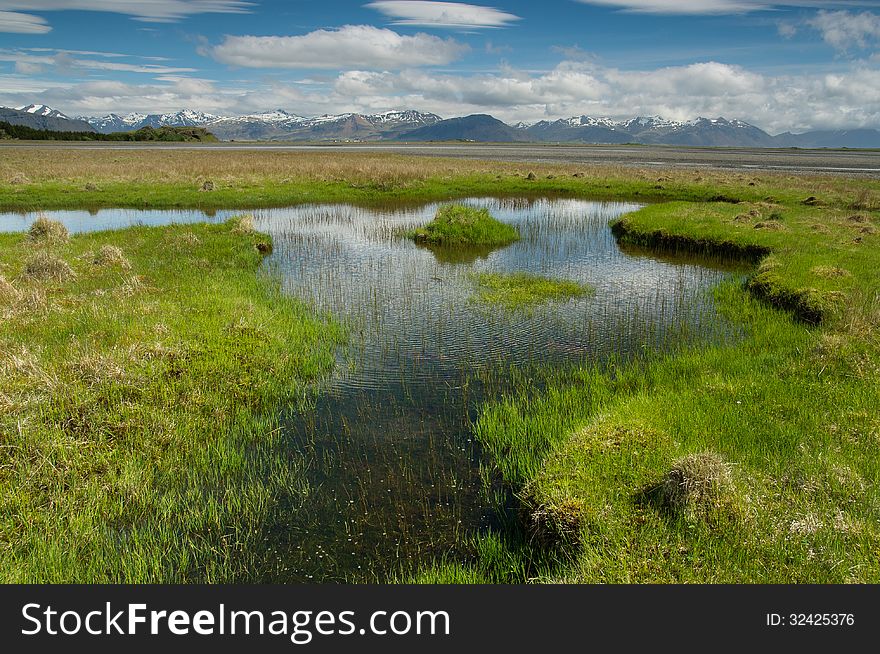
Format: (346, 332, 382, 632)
(23, 252, 75, 282)
(811, 265, 851, 279)
(229, 214, 255, 235)
(0, 274, 19, 303)
(93, 245, 131, 269)
(653, 452, 736, 519)
(170, 231, 201, 249)
(850, 189, 877, 211)
(527, 496, 586, 547)
(754, 221, 786, 231)
(117, 275, 148, 297)
(27, 215, 69, 244)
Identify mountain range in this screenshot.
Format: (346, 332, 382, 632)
(3, 104, 880, 149)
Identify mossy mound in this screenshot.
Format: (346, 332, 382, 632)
(409, 204, 520, 247)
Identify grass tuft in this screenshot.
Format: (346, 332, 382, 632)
(27, 214, 69, 244)
(93, 244, 131, 269)
(229, 214, 255, 235)
(22, 251, 75, 282)
(650, 452, 737, 520)
(0, 274, 19, 303)
(409, 204, 520, 247)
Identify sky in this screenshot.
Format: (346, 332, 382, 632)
(1, 1, 880, 132)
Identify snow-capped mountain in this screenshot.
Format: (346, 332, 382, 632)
(79, 107, 442, 140)
(83, 110, 220, 133)
(2, 105, 94, 132)
(17, 104, 71, 120)
(9, 103, 879, 147)
(203, 109, 442, 141)
(520, 115, 776, 146)
(85, 112, 148, 133)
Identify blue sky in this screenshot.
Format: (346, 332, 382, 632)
(1, 1, 880, 131)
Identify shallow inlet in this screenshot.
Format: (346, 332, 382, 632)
(1, 198, 745, 581)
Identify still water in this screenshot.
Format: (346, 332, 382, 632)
(1, 198, 743, 581)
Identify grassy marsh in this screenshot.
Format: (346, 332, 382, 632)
(1, 147, 878, 584)
(0, 218, 343, 582)
(471, 272, 593, 311)
(2, 148, 879, 212)
(412, 191, 880, 584)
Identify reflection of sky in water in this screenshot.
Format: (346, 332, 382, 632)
(4, 199, 744, 582)
(257, 198, 735, 390)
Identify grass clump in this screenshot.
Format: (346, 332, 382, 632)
(0, 274, 19, 303)
(471, 272, 593, 310)
(93, 244, 131, 269)
(409, 204, 520, 247)
(23, 251, 75, 282)
(27, 214, 69, 244)
(0, 222, 344, 582)
(229, 214, 255, 235)
(651, 452, 737, 520)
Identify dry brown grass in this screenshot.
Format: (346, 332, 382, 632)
(22, 252, 75, 282)
(754, 221, 787, 231)
(93, 244, 131, 269)
(1, 148, 876, 205)
(27, 214, 69, 244)
(0, 274, 19, 303)
(850, 188, 878, 211)
(654, 452, 737, 519)
(811, 265, 852, 279)
(229, 214, 255, 235)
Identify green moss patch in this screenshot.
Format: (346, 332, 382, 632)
(471, 272, 593, 310)
(409, 204, 520, 247)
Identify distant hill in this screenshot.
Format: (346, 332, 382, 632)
(7, 103, 880, 148)
(774, 129, 880, 149)
(397, 114, 526, 142)
(0, 122, 217, 143)
(1, 106, 95, 133)
(82, 108, 442, 141)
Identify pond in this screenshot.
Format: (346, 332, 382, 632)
(0, 198, 745, 581)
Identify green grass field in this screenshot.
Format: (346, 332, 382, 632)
(1, 148, 878, 583)
(0, 217, 343, 582)
(412, 191, 880, 583)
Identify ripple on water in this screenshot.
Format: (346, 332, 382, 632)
(1, 198, 746, 582)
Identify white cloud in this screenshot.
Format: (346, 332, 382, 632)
(209, 25, 468, 69)
(5, 55, 880, 133)
(323, 60, 880, 132)
(366, 1, 520, 29)
(574, 0, 770, 14)
(808, 10, 880, 51)
(14, 61, 45, 74)
(778, 21, 797, 38)
(0, 50, 197, 74)
(574, 1, 880, 15)
(0, 10, 50, 33)
(0, 1, 251, 32)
